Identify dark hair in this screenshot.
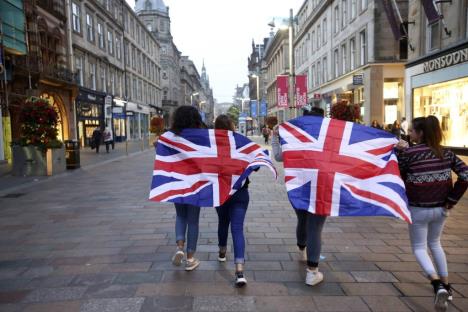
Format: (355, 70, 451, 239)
(171, 106, 203, 134)
(214, 114, 235, 131)
(304, 106, 325, 117)
(424, 115, 444, 159)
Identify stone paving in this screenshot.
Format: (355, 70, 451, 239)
(0, 139, 467, 312)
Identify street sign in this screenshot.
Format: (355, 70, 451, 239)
(353, 74, 364, 85)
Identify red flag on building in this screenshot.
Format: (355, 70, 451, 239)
(277, 75, 289, 108)
(295, 75, 307, 108)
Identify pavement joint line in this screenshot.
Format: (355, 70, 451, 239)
(0, 149, 152, 197)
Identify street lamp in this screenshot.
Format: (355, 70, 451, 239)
(251, 74, 260, 135)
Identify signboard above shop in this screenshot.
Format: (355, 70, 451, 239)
(353, 74, 364, 85)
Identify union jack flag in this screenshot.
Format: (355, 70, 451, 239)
(149, 129, 277, 207)
(279, 116, 411, 223)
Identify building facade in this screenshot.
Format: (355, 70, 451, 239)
(199, 61, 215, 126)
(405, 0, 468, 153)
(1, 0, 78, 162)
(294, 0, 408, 125)
(263, 29, 290, 123)
(123, 1, 162, 141)
(136, 0, 181, 126)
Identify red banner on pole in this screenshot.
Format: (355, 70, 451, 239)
(276, 75, 289, 108)
(295, 75, 307, 108)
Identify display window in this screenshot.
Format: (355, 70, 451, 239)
(413, 77, 468, 148)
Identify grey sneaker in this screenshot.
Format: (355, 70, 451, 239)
(185, 258, 200, 271)
(172, 250, 184, 266)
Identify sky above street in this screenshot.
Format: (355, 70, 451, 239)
(126, 0, 304, 103)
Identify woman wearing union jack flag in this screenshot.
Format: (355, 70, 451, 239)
(397, 116, 468, 312)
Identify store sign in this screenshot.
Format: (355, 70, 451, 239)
(105, 95, 112, 106)
(87, 94, 96, 101)
(353, 74, 364, 85)
(313, 93, 321, 99)
(423, 48, 468, 73)
(112, 107, 123, 114)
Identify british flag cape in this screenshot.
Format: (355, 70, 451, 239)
(279, 116, 411, 223)
(149, 129, 277, 207)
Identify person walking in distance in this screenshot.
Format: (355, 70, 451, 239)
(271, 104, 327, 286)
(262, 125, 271, 144)
(91, 126, 102, 154)
(170, 106, 205, 271)
(396, 116, 468, 311)
(103, 126, 114, 153)
(214, 114, 252, 287)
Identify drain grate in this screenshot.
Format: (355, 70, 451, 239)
(1, 193, 26, 198)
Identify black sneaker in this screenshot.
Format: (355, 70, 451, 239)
(235, 271, 247, 288)
(218, 251, 226, 262)
(431, 280, 449, 311)
(443, 283, 453, 301)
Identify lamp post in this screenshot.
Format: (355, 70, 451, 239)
(251, 74, 260, 135)
(288, 9, 296, 120)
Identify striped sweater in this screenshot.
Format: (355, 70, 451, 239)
(397, 144, 468, 208)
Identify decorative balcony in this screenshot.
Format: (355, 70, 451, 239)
(36, 0, 66, 21)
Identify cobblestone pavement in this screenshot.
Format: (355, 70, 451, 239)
(0, 139, 467, 312)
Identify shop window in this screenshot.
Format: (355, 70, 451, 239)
(413, 77, 468, 148)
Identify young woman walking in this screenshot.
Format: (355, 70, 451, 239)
(214, 114, 251, 287)
(397, 116, 468, 311)
(271, 105, 327, 286)
(170, 106, 205, 271)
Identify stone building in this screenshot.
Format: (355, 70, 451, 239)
(405, 0, 468, 153)
(294, 0, 408, 125)
(136, 0, 181, 126)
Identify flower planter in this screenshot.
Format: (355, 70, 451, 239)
(12, 145, 66, 176)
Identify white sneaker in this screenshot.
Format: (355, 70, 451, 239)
(172, 250, 184, 266)
(305, 268, 324, 286)
(185, 258, 200, 271)
(235, 271, 247, 287)
(434, 287, 449, 312)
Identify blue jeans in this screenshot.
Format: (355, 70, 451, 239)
(409, 206, 448, 278)
(306, 213, 327, 268)
(216, 187, 249, 264)
(175, 203, 201, 254)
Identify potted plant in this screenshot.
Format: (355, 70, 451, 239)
(11, 97, 65, 176)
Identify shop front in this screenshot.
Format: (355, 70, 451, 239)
(126, 102, 150, 140)
(75, 88, 106, 147)
(406, 43, 468, 154)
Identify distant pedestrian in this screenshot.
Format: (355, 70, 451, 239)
(169, 106, 204, 271)
(214, 114, 252, 287)
(262, 125, 271, 144)
(91, 127, 102, 154)
(396, 116, 468, 311)
(103, 126, 114, 153)
(401, 117, 408, 137)
(391, 120, 403, 139)
(371, 120, 382, 129)
(272, 104, 327, 287)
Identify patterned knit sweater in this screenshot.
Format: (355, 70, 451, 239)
(397, 144, 468, 208)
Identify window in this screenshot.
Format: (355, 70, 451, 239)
(75, 56, 83, 86)
(334, 49, 339, 77)
(107, 30, 113, 54)
(138, 80, 142, 101)
(350, 38, 356, 70)
(311, 65, 316, 87)
(136, 25, 140, 44)
(311, 30, 315, 51)
(132, 47, 136, 69)
(130, 18, 134, 37)
(341, 0, 347, 29)
(160, 20, 165, 32)
(105, 0, 111, 11)
(427, 21, 440, 52)
(341, 44, 347, 74)
(115, 36, 121, 60)
(317, 60, 321, 85)
(308, 67, 313, 88)
(100, 65, 106, 92)
(110, 69, 115, 95)
(323, 57, 327, 82)
(322, 19, 327, 44)
(147, 23, 152, 31)
(133, 78, 137, 99)
(351, 0, 357, 20)
(124, 42, 130, 65)
(317, 25, 321, 49)
(361, 0, 368, 11)
(86, 14, 94, 42)
(72, 2, 81, 33)
(360, 30, 367, 65)
(97, 22, 105, 49)
(334, 6, 339, 34)
(89, 63, 96, 90)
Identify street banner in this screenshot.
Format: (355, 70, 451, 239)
(295, 75, 307, 108)
(251, 100, 257, 118)
(382, 0, 402, 40)
(150, 129, 277, 207)
(279, 116, 411, 223)
(277, 75, 288, 108)
(421, 0, 441, 25)
(260, 100, 267, 117)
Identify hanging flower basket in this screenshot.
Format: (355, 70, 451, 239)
(330, 101, 361, 122)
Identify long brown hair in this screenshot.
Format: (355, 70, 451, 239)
(214, 114, 235, 131)
(424, 115, 444, 159)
